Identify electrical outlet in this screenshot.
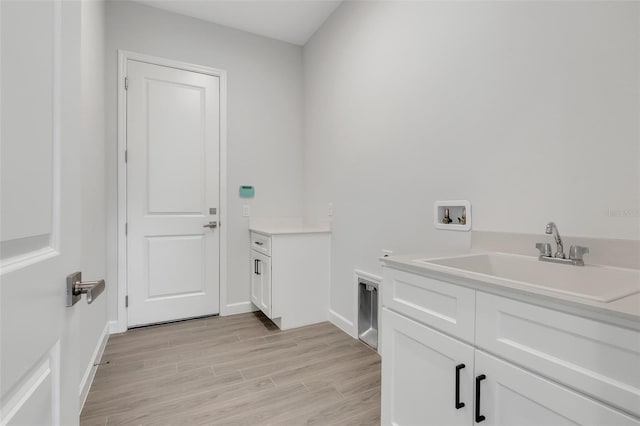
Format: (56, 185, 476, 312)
(382, 249, 393, 258)
(242, 205, 250, 217)
(328, 202, 333, 217)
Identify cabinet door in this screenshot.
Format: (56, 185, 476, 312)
(257, 252, 271, 318)
(381, 308, 474, 426)
(475, 350, 639, 426)
(250, 250, 261, 308)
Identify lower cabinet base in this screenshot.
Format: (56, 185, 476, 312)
(250, 232, 331, 331)
(381, 307, 640, 426)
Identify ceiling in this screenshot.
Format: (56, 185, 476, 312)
(134, 0, 342, 45)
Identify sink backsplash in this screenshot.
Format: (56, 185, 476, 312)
(471, 231, 640, 270)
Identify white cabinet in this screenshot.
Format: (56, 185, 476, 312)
(475, 350, 638, 426)
(381, 308, 474, 426)
(249, 230, 330, 330)
(250, 250, 271, 318)
(382, 268, 476, 343)
(381, 267, 640, 426)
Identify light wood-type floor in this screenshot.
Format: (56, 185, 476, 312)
(80, 312, 381, 425)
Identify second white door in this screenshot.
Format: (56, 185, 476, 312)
(126, 59, 220, 327)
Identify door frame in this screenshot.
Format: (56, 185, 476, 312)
(116, 50, 228, 332)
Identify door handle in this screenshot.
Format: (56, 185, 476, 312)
(66, 272, 105, 307)
(203, 221, 217, 229)
(475, 374, 486, 423)
(455, 363, 465, 409)
(256, 259, 261, 276)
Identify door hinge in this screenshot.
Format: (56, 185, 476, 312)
(124, 77, 128, 90)
(125, 295, 129, 308)
(125, 222, 128, 235)
(124, 149, 128, 163)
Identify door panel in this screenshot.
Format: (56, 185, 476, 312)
(381, 308, 474, 426)
(475, 350, 639, 426)
(0, 0, 55, 253)
(251, 251, 262, 307)
(1, 1, 82, 424)
(146, 80, 205, 214)
(250, 251, 271, 317)
(147, 236, 205, 297)
(127, 60, 220, 327)
(258, 253, 271, 317)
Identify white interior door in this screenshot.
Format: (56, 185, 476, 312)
(126, 59, 220, 327)
(1, 1, 83, 424)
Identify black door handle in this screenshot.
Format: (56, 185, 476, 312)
(254, 259, 258, 274)
(475, 374, 486, 423)
(455, 364, 465, 409)
(256, 259, 261, 276)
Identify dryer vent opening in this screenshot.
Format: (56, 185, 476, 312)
(358, 277, 379, 350)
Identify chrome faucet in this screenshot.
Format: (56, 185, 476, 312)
(536, 222, 589, 266)
(545, 222, 565, 259)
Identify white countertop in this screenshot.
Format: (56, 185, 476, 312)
(381, 250, 640, 325)
(249, 225, 331, 236)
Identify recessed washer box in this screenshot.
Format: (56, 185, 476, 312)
(434, 200, 471, 231)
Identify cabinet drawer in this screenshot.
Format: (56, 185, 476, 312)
(250, 232, 271, 256)
(382, 268, 475, 343)
(476, 292, 640, 417)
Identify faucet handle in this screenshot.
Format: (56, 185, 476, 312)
(569, 245, 589, 261)
(536, 243, 552, 257)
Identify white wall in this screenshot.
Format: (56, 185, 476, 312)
(77, 0, 109, 406)
(303, 1, 640, 332)
(105, 1, 304, 321)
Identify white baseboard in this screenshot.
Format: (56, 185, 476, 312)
(221, 301, 257, 316)
(109, 320, 126, 334)
(79, 322, 110, 410)
(329, 309, 357, 338)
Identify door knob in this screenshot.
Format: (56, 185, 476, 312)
(66, 272, 105, 307)
(203, 221, 218, 229)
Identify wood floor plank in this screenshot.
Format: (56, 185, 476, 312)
(78, 415, 107, 426)
(104, 377, 275, 426)
(214, 385, 344, 426)
(80, 312, 381, 426)
(238, 340, 364, 381)
(302, 355, 381, 393)
(293, 387, 381, 426)
(85, 369, 243, 417)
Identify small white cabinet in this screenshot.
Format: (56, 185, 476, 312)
(250, 250, 271, 318)
(381, 266, 640, 426)
(249, 229, 330, 330)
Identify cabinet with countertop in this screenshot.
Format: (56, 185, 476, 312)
(249, 225, 330, 330)
(381, 252, 640, 426)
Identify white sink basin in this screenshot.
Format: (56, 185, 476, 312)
(416, 253, 640, 303)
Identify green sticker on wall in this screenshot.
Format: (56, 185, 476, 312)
(239, 186, 255, 198)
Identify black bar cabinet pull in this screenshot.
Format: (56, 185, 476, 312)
(254, 259, 258, 274)
(455, 363, 465, 409)
(256, 259, 261, 276)
(475, 374, 486, 423)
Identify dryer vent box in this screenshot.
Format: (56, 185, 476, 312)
(358, 278, 378, 350)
